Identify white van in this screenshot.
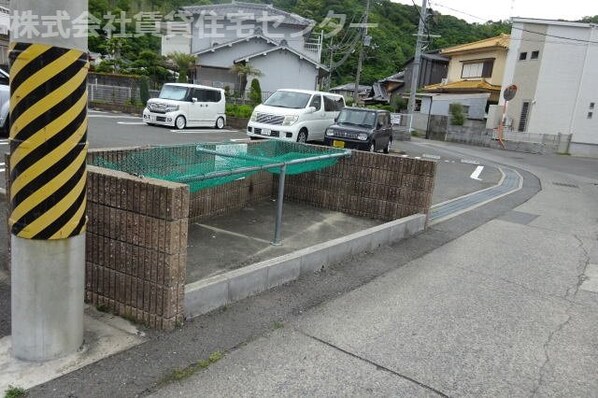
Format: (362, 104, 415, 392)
(143, 83, 226, 129)
(247, 89, 345, 142)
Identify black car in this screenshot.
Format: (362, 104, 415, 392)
(323, 107, 393, 153)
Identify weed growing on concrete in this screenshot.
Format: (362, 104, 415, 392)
(4, 385, 26, 398)
(272, 321, 284, 330)
(160, 351, 223, 385)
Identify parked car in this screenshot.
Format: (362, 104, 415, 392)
(323, 107, 393, 153)
(0, 68, 9, 137)
(247, 89, 345, 143)
(143, 83, 226, 130)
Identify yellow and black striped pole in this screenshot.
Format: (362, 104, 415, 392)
(9, 43, 89, 240)
(10, 0, 88, 361)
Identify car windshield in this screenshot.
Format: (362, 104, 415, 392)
(159, 85, 189, 101)
(337, 109, 377, 127)
(263, 91, 311, 109)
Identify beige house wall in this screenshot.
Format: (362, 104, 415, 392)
(445, 48, 508, 86)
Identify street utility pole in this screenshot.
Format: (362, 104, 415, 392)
(353, 0, 371, 104)
(407, 0, 428, 124)
(10, 0, 88, 361)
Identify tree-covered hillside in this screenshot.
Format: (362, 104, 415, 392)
(92, 0, 581, 86)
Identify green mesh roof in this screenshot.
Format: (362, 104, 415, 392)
(90, 141, 351, 192)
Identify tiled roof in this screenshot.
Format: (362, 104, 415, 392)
(182, 1, 314, 27)
(441, 34, 510, 55)
(424, 79, 501, 92)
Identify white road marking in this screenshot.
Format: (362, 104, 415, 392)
(230, 138, 251, 142)
(0, 168, 5, 173)
(0, 139, 8, 145)
(422, 154, 441, 160)
(170, 129, 238, 134)
(470, 165, 484, 181)
(414, 156, 421, 159)
(117, 121, 145, 125)
(88, 114, 140, 119)
(461, 159, 480, 165)
(195, 223, 272, 244)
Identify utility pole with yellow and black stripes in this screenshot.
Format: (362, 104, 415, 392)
(9, 0, 88, 361)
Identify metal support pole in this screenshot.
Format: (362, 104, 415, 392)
(353, 0, 371, 104)
(10, 0, 88, 361)
(272, 164, 287, 246)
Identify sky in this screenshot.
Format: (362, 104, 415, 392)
(392, 0, 598, 24)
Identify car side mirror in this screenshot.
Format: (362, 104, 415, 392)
(307, 106, 316, 114)
(192, 98, 198, 103)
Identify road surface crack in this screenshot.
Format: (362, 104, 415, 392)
(298, 329, 450, 397)
(565, 235, 591, 299)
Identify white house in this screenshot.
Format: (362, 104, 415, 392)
(501, 18, 598, 157)
(179, 1, 327, 95)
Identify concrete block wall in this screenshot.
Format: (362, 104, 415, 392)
(189, 171, 273, 223)
(280, 150, 436, 222)
(86, 165, 189, 331)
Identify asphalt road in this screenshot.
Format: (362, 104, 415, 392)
(1, 110, 502, 206)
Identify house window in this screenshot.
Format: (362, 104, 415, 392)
(519, 52, 527, 61)
(590, 102, 595, 110)
(531, 50, 539, 59)
(588, 112, 593, 119)
(461, 60, 494, 79)
(518, 101, 530, 132)
(414, 99, 422, 112)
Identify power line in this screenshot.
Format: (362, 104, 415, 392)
(430, 1, 598, 45)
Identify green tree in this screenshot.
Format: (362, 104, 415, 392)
(249, 78, 262, 106)
(230, 63, 263, 98)
(168, 52, 197, 83)
(449, 103, 465, 126)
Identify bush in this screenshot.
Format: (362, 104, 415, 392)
(139, 76, 150, 105)
(449, 103, 465, 125)
(226, 103, 254, 118)
(391, 96, 407, 112)
(249, 78, 262, 106)
(345, 97, 355, 107)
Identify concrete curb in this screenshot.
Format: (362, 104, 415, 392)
(184, 213, 427, 318)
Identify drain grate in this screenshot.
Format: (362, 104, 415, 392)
(553, 182, 579, 189)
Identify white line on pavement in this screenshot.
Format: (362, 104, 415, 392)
(0, 139, 8, 145)
(169, 129, 238, 134)
(470, 165, 484, 181)
(88, 115, 141, 119)
(461, 159, 480, 165)
(117, 121, 146, 125)
(230, 138, 251, 142)
(422, 154, 441, 160)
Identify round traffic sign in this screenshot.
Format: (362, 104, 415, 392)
(503, 84, 517, 101)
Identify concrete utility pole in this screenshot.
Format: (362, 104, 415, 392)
(407, 0, 428, 123)
(353, 0, 371, 104)
(10, 0, 88, 361)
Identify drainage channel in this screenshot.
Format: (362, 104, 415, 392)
(429, 167, 522, 224)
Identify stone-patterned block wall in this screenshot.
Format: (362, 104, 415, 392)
(280, 151, 436, 221)
(86, 165, 189, 330)
(189, 171, 273, 223)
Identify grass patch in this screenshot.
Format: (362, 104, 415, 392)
(160, 351, 223, 385)
(272, 321, 284, 330)
(4, 385, 26, 398)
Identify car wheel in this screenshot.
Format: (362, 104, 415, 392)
(369, 141, 376, 152)
(174, 115, 186, 130)
(215, 117, 225, 129)
(383, 138, 392, 154)
(297, 129, 308, 143)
